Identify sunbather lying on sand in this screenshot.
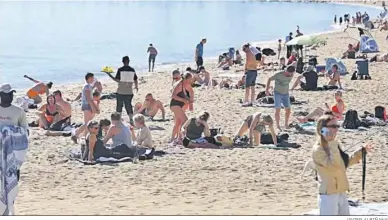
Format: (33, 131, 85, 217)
(181, 112, 219, 148)
(219, 75, 245, 89)
(297, 90, 345, 123)
(134, 93, 165, 120)
(46, 118, 110, 137)
(326, 64, 343, 89)
(236, 113, 277, 147)
(370, 53, 388, 62)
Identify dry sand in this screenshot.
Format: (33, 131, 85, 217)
(14, 5, 388, 215)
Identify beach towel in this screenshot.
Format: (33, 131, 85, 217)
(0, 126, 29, 215)
(254, 100, 307, 108)
(303, 201, 388, 215)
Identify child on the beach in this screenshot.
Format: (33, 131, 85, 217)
(131, 114, 153, 149)
(277, 39, 282, 59)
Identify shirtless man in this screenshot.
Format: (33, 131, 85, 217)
(197, 66, 212, 86)
(24, 75, 53, 104)
(242, 43, 258, 107)
(134, 93, 165, 120)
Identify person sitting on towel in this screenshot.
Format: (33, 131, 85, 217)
(341, 44, 356, 59)
(131, 114, 153, 149)
(290, 65, 318, 91)
(181, 111, 219, 148)
(134, 93, 166, 120)
(83, 120, 136, 162)
(236, 113, 277, 147)
(326, 64, 343, 89)
(217, 53, 233, 68)
(234, 50, 243, 65)
(38, 94, 66, 130)
(102, 112, 133, 148)
(297, 90, 345, 123)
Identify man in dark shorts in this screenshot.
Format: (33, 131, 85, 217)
(195, 38, 207, 70)
(147, 43, 158, 72)
(291, 65, 318, 91)
(242, 44, 258, 107)
(285, 32, 293, 59)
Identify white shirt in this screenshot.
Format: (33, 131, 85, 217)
(0, 105, 28, 129)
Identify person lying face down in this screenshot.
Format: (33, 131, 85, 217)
(236, 113, 277, 147)
(134, 93, 166, 120)
(181, 111, 219, 148)
(297, 90, 345, 123)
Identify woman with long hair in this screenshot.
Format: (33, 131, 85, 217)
(170, 72, 194, 144)
(312, 114, 372, 215)
(38, 94, 65, 129)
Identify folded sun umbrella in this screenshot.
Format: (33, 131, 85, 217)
(286, 35, 325, 46)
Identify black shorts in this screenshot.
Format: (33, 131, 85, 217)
(196, 56, 204, 67)
(300, 82, 316, 91)
(255, 53, 262, 61)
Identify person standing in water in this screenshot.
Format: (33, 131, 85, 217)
(242, 43, 258, 107)
(105, 56, 138, 124)
(147, 44, 158, 72)
(195, 38, 207, 70)
(24, 75, 53, 104)
(334, 15, 337, 24)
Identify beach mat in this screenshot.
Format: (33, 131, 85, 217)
(303, 202, 388, 215)
(254, 100, 307, 108)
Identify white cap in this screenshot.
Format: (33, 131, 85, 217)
(0, 84, 15, 93)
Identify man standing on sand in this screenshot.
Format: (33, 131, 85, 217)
(242, 43, 258, 107)
(285, 32, 293, 59)
(295, 26, 304, 57)
(147, 44, 158, 72)
(265, 65, 295, 131)
(105, 56, 138, 124)
(24, 75, 53, 104)
(195, 38, 207, 70)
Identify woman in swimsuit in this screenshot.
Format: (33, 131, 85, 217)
(170, 72, 194, 143)
(297, 90, 345, 123)
(326, 64, 343, 89)
(236, 113, 277, 147)
(38, 94, 65, 129)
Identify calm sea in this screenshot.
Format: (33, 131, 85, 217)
(0, 1, 381, 89)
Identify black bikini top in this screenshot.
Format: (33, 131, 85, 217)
(46, 106, 59, 117)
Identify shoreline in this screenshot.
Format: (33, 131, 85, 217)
(12, 1, 383, 92)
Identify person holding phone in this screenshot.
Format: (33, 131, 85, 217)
(313, 114, 372, 215)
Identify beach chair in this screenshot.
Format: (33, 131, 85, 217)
(354, 59, 371, 80)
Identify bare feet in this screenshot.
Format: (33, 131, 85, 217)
(297, 116, 308, 123)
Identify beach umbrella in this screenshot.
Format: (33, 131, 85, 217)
(286, 35, 325, 46)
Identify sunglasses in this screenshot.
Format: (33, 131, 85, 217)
(91, 126, 99, 130)
(173, 77, 180, 80)
(326, 124, 340, 129)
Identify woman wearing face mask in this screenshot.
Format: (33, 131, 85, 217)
(313, 114, 372, 215)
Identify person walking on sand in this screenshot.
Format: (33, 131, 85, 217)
(147, 43, 158, 72)
(105, 56, 138, 124)
(242, 43, 258, 107)
(24, 75, 53, 104)
(277, 39, 282, 60)
(71, 73, 98, 143)
(265, 65, 295, 131)
(195, 38, 207, 70)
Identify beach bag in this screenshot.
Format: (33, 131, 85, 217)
(289, 96, 296, 103)
(260, 133, 289, 144)
(260, 96, 274, 104)
(214, 135, 233, 147)
(374, 106, 387, 121)
(256, 91, 267, 100)
(343, 110, 361, 129)
(210, 128, 221, 137)
(233, 136, 249, 147)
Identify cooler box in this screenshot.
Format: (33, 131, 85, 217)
(356, 59, 369, 76)
(316, 65, 326, 73)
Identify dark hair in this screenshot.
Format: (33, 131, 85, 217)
(172, 69, 180, 75)
(111, 112, 121, 121)
(149, 43, 153, 46)
(122, 56, 130, 63)
(332, 64, 338, 70)
(186, 67, 192, 71)
(53, 90, 62, 97)
(199, 66, 205, 71)
(278, 39, 281, 42)
(99, 119, 111, 127)
(85, 72, 94, 81)
(47, 82, 53, 89)
(198, 111, 210, 121)
(146, 93, 152, 97)
(182, 72, 192, 80)
(46, 94, 56, 104)
(286, 65, 296, 73)
(289, 32, 293, 35)
(93, 90, 100, 97)
(201, 38, 206, 41)
(87, 120, 99, 129)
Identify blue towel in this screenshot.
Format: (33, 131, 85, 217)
(0, 126, 28, 215)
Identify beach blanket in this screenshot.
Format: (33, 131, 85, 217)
(69, 147, 166, 165)
(254, 100, 307, 108)
(0, 126, 29, 215)
(293, 121, 367, 135)
(304, 201, 388, 215)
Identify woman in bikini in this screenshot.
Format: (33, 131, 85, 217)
(38, 94, 65, 129)
(298, 90, 345, 123)
(236, 113, 277, 147)
(170, 72, 194, 144)
(172, 70, 193, 112)
(326, 64, 343, 89)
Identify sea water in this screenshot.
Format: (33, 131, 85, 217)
(0, 1, 381, 89)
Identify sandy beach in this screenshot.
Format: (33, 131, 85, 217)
(11, 3, 388, 215)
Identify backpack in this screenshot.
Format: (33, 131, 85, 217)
(374, 106, 387, 121)
(260, 133, 290, 144)
(343, 110, 361, 129)
(256, 91, 267, 100)
(259, 96, 274, 104)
